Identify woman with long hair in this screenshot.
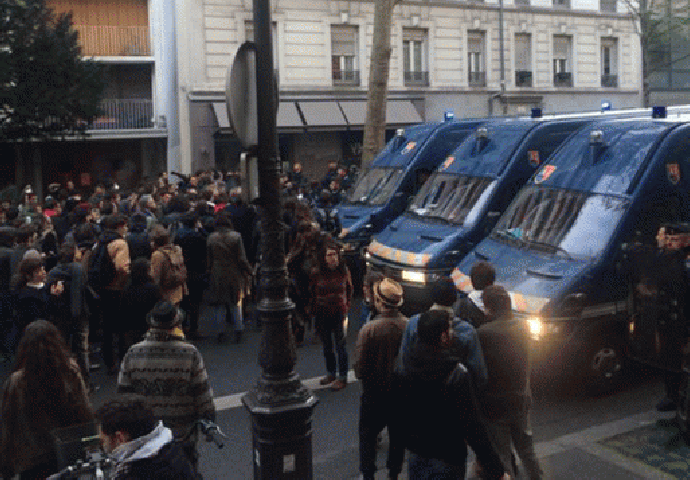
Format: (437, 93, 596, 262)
(309, 242, 353, 392)
(0, 320, 93, 479)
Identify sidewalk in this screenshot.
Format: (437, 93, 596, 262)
(358, 410, 685, 479)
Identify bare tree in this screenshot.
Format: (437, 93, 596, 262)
(361, 0, 401, 169)
(622, 0, 690, 106)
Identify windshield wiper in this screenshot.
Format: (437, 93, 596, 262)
(492, 229, 523, 243)
(522, 238, 572, 259)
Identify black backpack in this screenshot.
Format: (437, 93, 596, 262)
(88, 237, 117, 295)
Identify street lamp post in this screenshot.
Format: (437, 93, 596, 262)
(241, 0, 318, 478)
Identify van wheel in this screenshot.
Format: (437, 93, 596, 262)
(584, 341, 625, 394)
(677, 372, 690, 440)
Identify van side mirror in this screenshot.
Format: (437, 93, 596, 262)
(561, 293, 586, 317)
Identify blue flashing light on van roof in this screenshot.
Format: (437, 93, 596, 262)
(444, 110, 455, 122)
(452, 117, 690, 389)
(652, 105, 667, 118)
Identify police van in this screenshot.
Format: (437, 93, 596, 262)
(452, 110, 690, 390)
(338, 114, 486, 283)
(366, 114, 607, 314)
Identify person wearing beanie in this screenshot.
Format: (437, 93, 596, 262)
(117, 300, 216, 470)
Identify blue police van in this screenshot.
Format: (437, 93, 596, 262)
(452, 113, 690, 390)
(338, 114, 486, 283)
(365, 115, 598, 313)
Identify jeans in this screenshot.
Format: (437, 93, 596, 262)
(359, 391, 405, 479)
(316, 312, 348, 380)
(407, 453, 465, 480)
(486, 410, 542, 480)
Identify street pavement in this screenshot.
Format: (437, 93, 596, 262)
(1, 299, 687, 479)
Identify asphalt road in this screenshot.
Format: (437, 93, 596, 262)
(0, 298, 669, 479)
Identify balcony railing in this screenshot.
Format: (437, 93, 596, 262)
(554, 72, 573, 87)
(601, 74, 618, 88)
(90, 99, 154, 130)
(404, 71, 429, 86)
(468, 71, 486, 87)
(333, 70, 360, 86)
(515, 70, 533, 87)
(600, 0, 617, 12)
(74, 25, 151, 57)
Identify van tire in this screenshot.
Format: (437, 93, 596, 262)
(584, 339, 625, 394)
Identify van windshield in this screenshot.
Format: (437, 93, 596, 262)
(493, 185, 628, 258)
(409, 173, 494, 225)
(345, 167, 404, 206)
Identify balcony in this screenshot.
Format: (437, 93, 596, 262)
(468, 71, 487, 87)
(601, 74, 618, 88)
(404, 71, 429, 87)
(74, 25, 151, 57)
(515, 71, 533, 87)
(554, 72, 573, 87)
(600, 0, 617, 12)
(89, 99, 154, 130)
(333, 70, 360, 86)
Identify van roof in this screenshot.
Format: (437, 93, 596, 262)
(531, 118, 686, 195)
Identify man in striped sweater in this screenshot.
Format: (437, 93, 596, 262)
(117, 300, 216, 469)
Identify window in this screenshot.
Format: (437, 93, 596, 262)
(515, 0, 530, 5)
(331, 25, 359, 86)
(403, 28, 429, 86)
(553, 35, 572, 87)
(601, 37, 618, 87)
(468, 31, 486, 87)
(600, 0, 617, 12)
(515, 33, 532, 87)
(553, 0, 570, 8)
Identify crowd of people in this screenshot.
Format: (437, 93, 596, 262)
(0, 163, 547, 480)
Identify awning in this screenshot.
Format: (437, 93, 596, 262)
(212, 102, 230, 128)
(277, 102, 304, 129)
(297, 101, 347, 128)
(213, 101, 305, 132)
(338, 100, 422, 127)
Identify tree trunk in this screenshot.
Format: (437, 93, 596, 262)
(361, 0, 398, 170)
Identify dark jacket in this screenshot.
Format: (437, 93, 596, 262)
(206, 228, 252, 304)
(114, 441, 196, 479)
(174, 226, 207, 282)
(392, 344, 506, 478)
(127, 229, 152, 261)
(120, 281, 162, 336)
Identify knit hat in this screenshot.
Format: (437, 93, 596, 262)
(374, 278, 403, 308)
(147, 300, 182, 329)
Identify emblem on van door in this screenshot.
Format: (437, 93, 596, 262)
(534, 165, 556, 184)
(667, 163, 681, 185)
(403, 141, 417, 153)
(441, 156, 455, 170)
(528, 150, 540, 167)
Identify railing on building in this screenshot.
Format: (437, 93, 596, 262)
(601, 75, 618, 88)
(333, 70, 360, 86)
(600, 0, 617, 13)
(553, 0, 570, 9)
(404, 71, 429, 86)
(554, 72, 573, 87)
(515, 71, 533, 87)
(75, 25, 151, 57)
(469, 71, 487, 87)
(90, 99, 154, 130)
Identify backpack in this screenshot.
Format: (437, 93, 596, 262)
(87, 238, 117, 295)
(159, 246, 187, 290)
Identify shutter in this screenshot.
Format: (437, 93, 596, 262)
(554, 36, 570, 59)
(332, 25, 357, 56)
(515, 34, 531, 70)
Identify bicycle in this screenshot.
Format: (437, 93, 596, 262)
(47, 420, 227, 479)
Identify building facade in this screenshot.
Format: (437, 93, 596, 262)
(173, 0, 641, 181)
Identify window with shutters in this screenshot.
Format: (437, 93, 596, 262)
(403, 28, 429, 86)
(515, 33, 532, 87)
(553, 35, 572, 87)
(601, 37, 618, 87)
(331, 25, 359, 86)
(468, 31, 486, 87)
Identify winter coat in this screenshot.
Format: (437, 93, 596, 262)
(206, 228, 252, 305)
(150, 245, 187, 305)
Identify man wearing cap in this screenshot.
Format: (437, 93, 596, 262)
(117, 300, 216, 469)
(354, 278, 408, 480)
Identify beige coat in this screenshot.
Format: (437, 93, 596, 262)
(150, 244, 187, 304)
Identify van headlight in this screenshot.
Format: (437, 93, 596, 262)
(401, 270, 426, 284)
(527, 317, 544, 341)
(527, 317, 563, 341)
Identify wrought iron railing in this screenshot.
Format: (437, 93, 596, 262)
(468, 71, 487, 87)
(554, 72, 573, 87)
(515, 71, 533, 87)
(404, 71, 429, 86)
(601, 75, 618, 88)
(333, 70, 360, 86)
(90, 99, 154, 130)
